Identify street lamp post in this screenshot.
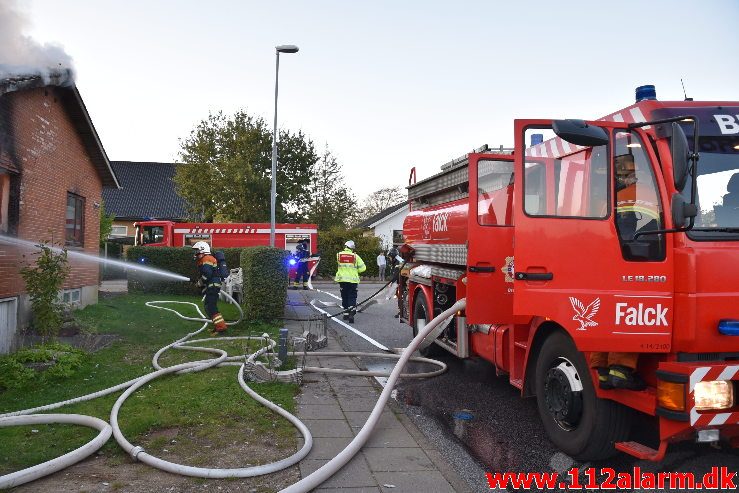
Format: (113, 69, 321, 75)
(270, 44, 299, 247)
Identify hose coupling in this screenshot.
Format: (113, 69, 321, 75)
(130, 446, 145, 460)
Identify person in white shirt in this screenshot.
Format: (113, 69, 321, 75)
(377, 251, 387, 281)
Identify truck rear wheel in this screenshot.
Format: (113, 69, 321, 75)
(534, 331, 632, 460)
(412, 292, 445, 357)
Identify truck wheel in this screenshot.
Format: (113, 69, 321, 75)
(412, 292, 445, 357)
(534, 331, 632, 460)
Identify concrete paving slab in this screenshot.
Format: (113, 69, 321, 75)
(305, 436, 354, 460)
(337, 396, 384, 412)
(375, 471, 456, 493)
(299, 456, 377, 489)
(296, 403, 344, 420)
(362, 447, 436, 472)
(364, 425, 418, 449)
(298, 419, 353, 438)
(316, 487, 382, 493)
(327, 375, 377, 387)
(344, 410, 401, 429)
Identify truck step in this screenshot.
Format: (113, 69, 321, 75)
(615, 440, 668, 461)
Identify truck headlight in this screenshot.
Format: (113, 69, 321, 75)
(694, 381, 735, 411)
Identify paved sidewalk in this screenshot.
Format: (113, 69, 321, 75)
(284, 290, 471, 493)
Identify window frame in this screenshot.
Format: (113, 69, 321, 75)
(65, 192, 85, 247)
(110, 225, 128, 237)
(476, 158, 515, 227)
(521, 125, 611, 221)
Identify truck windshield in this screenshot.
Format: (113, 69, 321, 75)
(688, 136, 739, 240)
(141, 225, 165, 245)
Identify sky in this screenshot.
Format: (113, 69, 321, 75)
(6, 0, 739, 200)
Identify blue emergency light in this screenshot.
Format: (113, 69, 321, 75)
(288, 258, 297, 266)
(635, 85, 657, 102)
(718, 319, 739, 336)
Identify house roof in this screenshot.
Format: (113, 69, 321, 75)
(356, 201, 409, 229)
(102, 161, 190, 220)
(0, 68, 120, 188)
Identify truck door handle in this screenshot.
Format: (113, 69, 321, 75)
(469, 266, 495, 273)
(515, 272, 553, 281)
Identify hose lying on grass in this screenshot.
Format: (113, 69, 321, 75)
(0, 289, 455, 491)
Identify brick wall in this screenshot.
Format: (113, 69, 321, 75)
(0, 87, 103, 299)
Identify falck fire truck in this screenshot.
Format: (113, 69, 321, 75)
(133, 220, 319, 278)
(399, 86, 739, 461)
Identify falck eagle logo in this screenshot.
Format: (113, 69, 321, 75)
(569, 297, 600, 331)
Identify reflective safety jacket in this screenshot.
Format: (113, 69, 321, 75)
(334, 248, 366, 283)
(197, 254, 222, 287)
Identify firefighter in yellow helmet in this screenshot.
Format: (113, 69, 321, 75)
(335, 240, 366, 323)
(192, 241, 227, 335)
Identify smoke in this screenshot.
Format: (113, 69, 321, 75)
(0, 0, 75, 80)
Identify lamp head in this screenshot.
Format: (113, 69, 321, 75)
(276, 45, 299, 53)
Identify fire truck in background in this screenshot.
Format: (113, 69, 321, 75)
(133, 220, 319, 278)
(400, 85, 739, 461)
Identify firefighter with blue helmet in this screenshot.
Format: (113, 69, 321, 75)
(192, 241, 227, 334)
(291, 239, 311, 290)
(335, 240, 366, 323)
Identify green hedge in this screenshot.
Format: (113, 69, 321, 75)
(241, 246, 289, 321)
(316, 229, 382, 278)
(125, 246, 243, 295)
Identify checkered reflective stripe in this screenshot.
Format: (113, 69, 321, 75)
(688, 365, 739, 426)
(525, 105, 650, 159)
(430, 266, 465, 280)
(412, 243, 467, 266)
(175, 227, 258, 234)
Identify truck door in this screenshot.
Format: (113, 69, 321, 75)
(466, 154, 515, 324)
(512, 120, 674, 354)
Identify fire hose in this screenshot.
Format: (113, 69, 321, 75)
(0, 288, 459, 490)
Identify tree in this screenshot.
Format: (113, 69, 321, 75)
(306, 147, 358, 229)
(356, 186, 405, 223)
(99, 200, 115, 247)
(174, 110, 319, 223)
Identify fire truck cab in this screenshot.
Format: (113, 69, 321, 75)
(401, 89, 739, 460)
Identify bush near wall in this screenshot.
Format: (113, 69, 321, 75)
(241, 246, 289, 321)
(316, 229, 382, 278)
(125, 246, 243, 295)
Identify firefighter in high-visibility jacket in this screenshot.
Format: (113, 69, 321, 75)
(192, 241, 227, 334)
(335, 240, 366, 324)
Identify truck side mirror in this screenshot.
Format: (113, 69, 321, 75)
(671, 122, 690, 191)
(671, 192, 698, 227)
(552, 119, 609, 147)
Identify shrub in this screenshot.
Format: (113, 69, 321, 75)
(316, 228, 382, 278)
(0, 343, 86, 390)
(241, 246, 289, 321)
(125, 246, 243, 295)
(19, 242, 70, 338)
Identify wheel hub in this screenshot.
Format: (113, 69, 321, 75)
(544, 362, 583, 429)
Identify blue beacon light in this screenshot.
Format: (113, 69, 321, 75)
(289, 258, 297, 266)
(718, 319, 739, 336)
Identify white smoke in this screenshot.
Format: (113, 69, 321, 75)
(0, 0, 75, 80)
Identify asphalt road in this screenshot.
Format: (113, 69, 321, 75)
(303, 282, 739, 493)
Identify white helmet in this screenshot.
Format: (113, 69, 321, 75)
(191, 241, 211, 255)
(344, 240, 355, 250)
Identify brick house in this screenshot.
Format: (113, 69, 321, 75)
(102, 161, 190, 244)
(0, 69, 119, 353)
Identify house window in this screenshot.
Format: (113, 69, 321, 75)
(60, 288, 81, 305)
(110, 225, 128, 237)
(66, 192, 85, 246)
(0, 172, 9, 233)
(392, 229, 404, 245)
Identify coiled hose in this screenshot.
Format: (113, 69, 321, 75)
(0, 289, 457, 490)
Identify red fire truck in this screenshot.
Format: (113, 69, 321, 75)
(400, 86, 739, 461)
(133, 220, 319, 276)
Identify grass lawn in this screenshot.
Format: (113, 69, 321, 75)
(0, 293, 299, 476)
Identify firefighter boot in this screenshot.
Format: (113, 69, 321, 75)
(209, 313, 227, 336)
(607, 365, 646, 391)
(303, 282, 309, 290)
(595, 367, 614, 390)
(342, 311, 349, 321)
(291, 282, 299, 290)
(348, 308, 355, 324)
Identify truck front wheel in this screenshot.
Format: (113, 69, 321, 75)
(412, 292, 445, 357)
(534, 331, 632, 460)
